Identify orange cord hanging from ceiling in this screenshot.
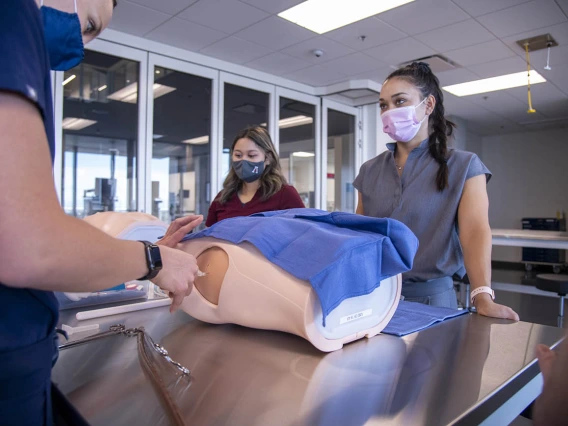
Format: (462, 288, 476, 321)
(524, 43, 537, 113)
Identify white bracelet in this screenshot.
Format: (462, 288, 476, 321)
(470, 286, 495, 305)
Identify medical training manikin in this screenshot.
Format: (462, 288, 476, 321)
(83, 211, 418, 352)
(180, 237, 402, 352)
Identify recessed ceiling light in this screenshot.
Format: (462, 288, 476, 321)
(442, 71, 546, 97)
(182, 136, 209, 145)
(279, 0, 415, 34)
(292, 151, 315, 157)
(260, 115, 314, 129)
(62, 75, 76, 86)
(279, 115, 313, 129)
(107, 83, 176, 103)
(62, 117, 97, 130)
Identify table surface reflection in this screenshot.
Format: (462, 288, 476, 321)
(53, 307, 564, 426)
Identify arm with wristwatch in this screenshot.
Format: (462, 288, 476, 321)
(458, 174, 519, 321)
(0, 96, 201, 313)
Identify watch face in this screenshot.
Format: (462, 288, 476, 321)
(149, 245, 163, 270)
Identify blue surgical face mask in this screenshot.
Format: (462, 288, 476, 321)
(232, 160, 265, 183)
(41, 0, 85, 71)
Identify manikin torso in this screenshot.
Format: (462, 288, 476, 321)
(179, 237, 401, 352)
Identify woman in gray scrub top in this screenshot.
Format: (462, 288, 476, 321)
(354, 62, 519, 321)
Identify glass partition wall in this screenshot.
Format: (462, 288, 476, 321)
(55, 42, 362, 221)
(61, 50, 140, 217)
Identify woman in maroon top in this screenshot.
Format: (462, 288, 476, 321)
(206, 125, 305, 227)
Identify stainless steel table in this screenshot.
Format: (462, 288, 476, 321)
(492, 228, 568, 250)
(53, 307, 564, 426)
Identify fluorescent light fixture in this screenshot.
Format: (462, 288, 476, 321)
(443, 71, 546, 97)
(279, 115, 313, 128)
(62, 117, 97, 130)
(107, 83, 176, 103)
(292, 151, 315, 157)
(62, 75, 76, 86)
(182, 136, 209, 145)
(97, 84, 107, 92)
(260, 115, 314, 129)
(279, 0, 414, 34)
(153, 134, 164, 139)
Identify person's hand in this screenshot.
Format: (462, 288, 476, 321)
(474, 293, 520, 321)
(150, 245, 198, 312)
(157, 215, 203, 248)
(536, 344, 557, 385)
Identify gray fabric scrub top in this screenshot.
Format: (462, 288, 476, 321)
(353, 137, 491, 283)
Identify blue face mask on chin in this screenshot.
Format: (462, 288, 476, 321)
(41, 0, 84, 71)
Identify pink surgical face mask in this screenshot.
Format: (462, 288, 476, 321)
(380, 97, 428, 143)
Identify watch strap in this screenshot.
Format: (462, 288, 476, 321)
(137, 240, 162, 281)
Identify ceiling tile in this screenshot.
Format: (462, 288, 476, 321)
(178, 0, 269, 34)
(322, 53, 387, 76)
(245, 52, 311, 75)
(281, 36, 356, 65)
(504, 109, 549, 124)
(468, 56, 528, 78)
(378, 0, 470, 35)
(233, 16, 316, 50)
(418, 20, 495, 52)
(501, 22, 568, 60)
(238, 0, 305, 14)
(458, 108, 522, 134)
(535, 98, 568, 119)
(199, 37, 272, 64)
(539, 64, 568, 95)
(364, 38, 436, 67)
(325, 17, 407, 50)
(437, 68, 481, 86)
(477, 0, 567, 38)
(558, 0, 568, 15)
(528, 45, 568, 69)
(502, 22, 568, 64)
(351, 67, 393, 84)
(467, 91, 534, 119)
(505, 82, 568, 114)
(452, 0, 531, 17)
(108, 1, 171, 36)
(128, 0, 197, 15)
(445, 40, 517, 67)
(443, 93, 478, 116)
(464, 90, 556, 126)
(145, 17, 228, 51)
(285, 64, 348, 86)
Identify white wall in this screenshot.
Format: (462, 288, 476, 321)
(448, 115, 483, 156)
(481, 128, 568, 262)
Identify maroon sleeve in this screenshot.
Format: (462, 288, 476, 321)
(206, 192, 223, 227)
(279, 185, 305, 209)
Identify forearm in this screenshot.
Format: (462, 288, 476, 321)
(1, 212, 148, 292)
(460, 225, 492, 290)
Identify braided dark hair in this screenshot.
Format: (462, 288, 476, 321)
(385, 62, 455, 191)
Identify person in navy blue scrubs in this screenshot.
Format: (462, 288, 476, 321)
(0, 1, 202, 424)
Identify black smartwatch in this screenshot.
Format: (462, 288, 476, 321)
(138, 241, 163, 280)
